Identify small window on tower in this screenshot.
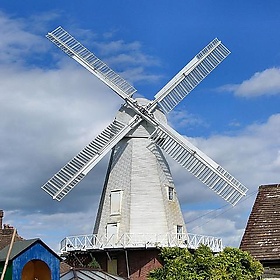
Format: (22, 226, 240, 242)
(168, 187, 174, 200)
(106, 223, 118, 244)
(107, 223, 118, 239)
(110, 190, 122, 215)
(177, 225, 183, 240)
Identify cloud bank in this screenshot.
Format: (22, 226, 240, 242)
(221, 67, 280, 97)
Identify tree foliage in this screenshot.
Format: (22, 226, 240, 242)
(87, 257, 101, 269)
(149, 245, 263, 280)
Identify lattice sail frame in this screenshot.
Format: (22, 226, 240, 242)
(46, 26, 136, 100)
(42, 116, 141, 201)
(42, 26, 248, 205)
(150, 123, 247, 205)
(148, 38, 230, 113)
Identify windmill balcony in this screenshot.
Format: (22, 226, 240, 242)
(60, 233, 223, 254)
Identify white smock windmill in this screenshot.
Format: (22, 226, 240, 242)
(42, 27, 248, 252)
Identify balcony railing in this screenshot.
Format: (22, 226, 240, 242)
(60, 232, 223, 254)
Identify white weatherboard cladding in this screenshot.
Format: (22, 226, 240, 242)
(93, 102, 186, 243)
(93, 137, 133, 236)
(130, 138, 168, 234)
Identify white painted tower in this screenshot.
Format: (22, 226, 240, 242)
(93, 99, 186, 244)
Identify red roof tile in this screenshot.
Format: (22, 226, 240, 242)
(0, 210, 24, 250)
(240, 184, 280, 261)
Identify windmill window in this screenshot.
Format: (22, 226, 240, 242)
(168, 187, 174, 200)
(110, 190, 122, 215)
(106, 223, 118, 242)
(177, 225, 183, 240)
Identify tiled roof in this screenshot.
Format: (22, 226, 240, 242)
(0, 238, 39, 261)
(60, 261, 72, 274)
(0, 238, 60, 262)
(240, 184, 280, 261)
(263, 267, 280, 278)
(0, 228, 23, 251)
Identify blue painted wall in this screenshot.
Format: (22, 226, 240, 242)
(12, 242, 59, 280)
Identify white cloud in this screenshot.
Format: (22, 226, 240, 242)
(169, 108, 206, 130)
(0, 12, 49, 65)
(4, 209, 98, 252)
(0, 63, 120, 205)
(94, 40, 142, 55)
(220, 67, 280, 97)
(120, 67, 163, 84)
(0, 11, 166, 252)
(90, 38, 161, 83)
(107, 52, 159, 68)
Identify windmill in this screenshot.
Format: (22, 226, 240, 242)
(42, 27, 248, 253)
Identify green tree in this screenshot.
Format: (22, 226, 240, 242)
(213, 247, 264, 280)
(149, 245, 263, 280)
(87, 257, 101, 269)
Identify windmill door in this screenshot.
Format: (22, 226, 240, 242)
(106, 223, 118, 244)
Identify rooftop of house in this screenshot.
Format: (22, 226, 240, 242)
(0, 238, 60, 262)
(0, 210, 23, 251)
(240, 184, 280, 261)
(60, 267, 126, 280)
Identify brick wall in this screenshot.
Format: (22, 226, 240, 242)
(123, 249, 162, 280)
(65, 248, 163, 279)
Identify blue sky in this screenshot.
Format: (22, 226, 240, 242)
(0, 1, 280, 251)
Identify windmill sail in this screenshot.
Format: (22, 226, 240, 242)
(150, 123, 248, 205)
(42, 117, 141, 201)
(149, 38, 230, 114)
(44, 27, 247, 207)
(42, 26, 249, 258)
(46, 26, 137, 100)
